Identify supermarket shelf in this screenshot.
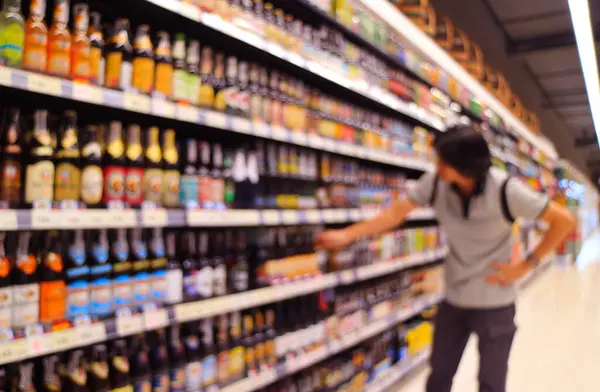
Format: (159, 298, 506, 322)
(0, 66, 434, 172)
(358, 0, 557, 159)
(144, 0, 445, 132)
(0, 248, 447, 366)
(0, 207, 435, 231)
(366, 348, 431, 392)
(220, 293, 443, 392)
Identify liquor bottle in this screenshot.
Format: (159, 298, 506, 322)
(103, 121, 126, 206)
(198, 46, 214, 108)
(172, 33, 187, 103)
(12, 231, 38, 328)
(149, 329, 170, 392)
(264, 306, 277, 368)
(109, 339, 132, 392)
(143, 126, 163, 205)
(88, 229, 110, 319)
(0, 233, 10, 329)
(197, 141, 212, 209)
(237, 60, 250, 118)
(259, 66, 270, 123)
(183, 322, 202, 392)
(39, 230, 66, 324)
(80, 125, 103, 207)
(242, 311, 257, 376)
(229, 231, 248, 293)
(88, 11, 104, 85)
(105, 18, 132, 91)
(212, 52, 226, 111)
(200, 318, 217, 390)
(148, 228, 167, 306)
(211, 232, 227, 297)
(164, 230, 182, 305)
(129, 227, 150, 309)
(179, 139, 198, 208)
(269, 71, 282, 127)
(181, 231, 198, 303)
(0, 107, 22, 208)
(130, 334, 152, 392)
(71, 3, 90, 81)
(252, 308, 266, 371)
(87, 343, 110, 392)
(25, 110, 54, 208)
(223, 148, 234, 209)
(186, 39, 200, 106)
(65, 230, 89, 321)
(211, 143, 224, 210)
(248, 63, 262, 122)
(251, 229, 271, 289)
(162, 129, 180, 208)
(47, 0, 71, 77)
(40, 353, 62, 391)
(0, 0, 24, 67)
(64, 349, 88, 392)
(110, 228, 131, 312)
(154, 31, 173, 99)
(132, 24, 154, 95)
(23, 0, 47, 72)
(167, 325, 186, 392)
(216, 314, 230, 386)
(223, 56, 238, 114)
(54, 110, 81, 204)
(228, 311, 245, 382)
(124, 124, 143, 207)
(196, 231, 213, 300)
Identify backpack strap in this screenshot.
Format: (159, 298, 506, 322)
(429, 176, 439, 206)
(500, 176, 515, 223)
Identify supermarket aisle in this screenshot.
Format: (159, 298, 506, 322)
(393, 244, 600, 391)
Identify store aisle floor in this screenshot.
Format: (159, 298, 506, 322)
(392, 237, 600, 392)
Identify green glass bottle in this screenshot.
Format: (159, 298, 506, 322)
(0, 0, 24, 67)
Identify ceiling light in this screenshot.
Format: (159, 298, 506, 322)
(568, 0, 600, 144)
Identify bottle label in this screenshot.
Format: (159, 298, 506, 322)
(173, 69, 187, 102)
(90, 47, 103, 83)
(125, 167, 144, 206)
(229, 346, 245, 379)
(0, 287, 11, 327)
(23, 32, 48, 72)
(48, 42, 71, 77)
(170, 367, 185, 392)
(187, 73, 200, 106)
(217, 351, 229, 384)
(152, 373, 169, 392)
(183, 270, 198, 300)
(132, 57, 155, 94)
(165, 268, 183, 304)
(106, 52, 124, 89)
(232, 268, 248, 292)
(237, 90, 250, 116)
(134, 379, 151, 392)
(132, 271, 151, 305)
(201, 355, 217, 387)
(54, 162, 81, 201)
(185, 361, 202, 392)
(250, 93, 262, 121)
(103, 165, 126, 203)
(0, 23, 24, 65)
(198, 176, 212, 209)
(81, 165, 103, 205)
(25, 160, 54, 203)
(72, 45, 91, 80)
(198, 84, 215, 108)
(90, 277, 112, 318)
(213, 264, 226, 296)
(150, 269, 167, 304)
(12, 301, 39, 327)
(211, 178, 224, 207)
(162, 170, 181, 207)
(40, 280, 67, 323)
(196, 266, 213, 298)
(155, 63, 173, 98)
(67, 280, 90, 319)
(119, 59, 132, 91)
(0, 159, 21, 204)
(112, 274, 132, 309)
(143, 169, 163, 204)
(180, 174, 199, 206)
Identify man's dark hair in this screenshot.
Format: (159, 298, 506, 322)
(434, 125, 491, 180)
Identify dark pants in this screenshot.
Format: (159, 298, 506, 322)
(426, 301, 517, 392)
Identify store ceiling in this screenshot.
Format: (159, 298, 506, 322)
(430, 0, 600, 182)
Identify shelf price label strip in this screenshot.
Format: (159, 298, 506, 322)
(365, 348, 431, 392)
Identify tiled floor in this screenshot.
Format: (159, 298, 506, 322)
(392, 233, 600, 392)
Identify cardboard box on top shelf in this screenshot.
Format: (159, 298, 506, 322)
(463, 43, 485, 82)
(483, 65, 499, 94)
(449, 26, 472, 62)
(433, 13, 455, 51)
(394, 0, 436, 36)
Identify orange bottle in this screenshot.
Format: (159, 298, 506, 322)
(47, 0, 71, 78)
(70, 3, 90, 82)
(23, 0, 48, 72)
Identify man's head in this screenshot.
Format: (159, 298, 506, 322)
(434, 125, 491, 184)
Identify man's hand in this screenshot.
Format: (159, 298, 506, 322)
(485, 261, 532, 287)
(315, 229, 352, 250)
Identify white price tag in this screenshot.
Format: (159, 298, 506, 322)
(281, 210, 298, 225)
(350, 209, 363, 221)
(271, 126, 290, 141)
(178, 1, 202, 21)
(31, 210, 60, 229)
(224, 210, 261, 226)
(322, 209, 335, 222)
(252, 121, 271, 138)
(108, 210, 136, 228)
(307, 134, 325, 149)
(28, 73, 62, 96)
(50, 329, 77, 351)
(73, 82, 103, 104)
(0, 66, 12, 86)
(27, 334, 50, 356)
(305, 209, 322, 224)
(287, 53, 306, 68)
(0, 339, 29, 365)
(141, 208, 168, 227)
(116, 314, 144, 336)
(290, 132, 307, 145)
(321, 138, 336, 152)
(261, 210, 280, 225)
(333, 209, 347, 222)
(76, 323, 106, 346)
(232, 117, 251, 134)
(144, 308, 169, 330)
(238, 32, 266, 50)
(266, 43, 286, 59)
(338, 143, 356, 156)
(176, 104, 198, 123)
(0, 210, 18, 230)
(174, 303, 202, 323)
(83, 210, 109, 228)
(205, 111, 228, 129)
(61, 210, 83, 228)
(124, 92, 151, 113)
(152, 98, 176, 118)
